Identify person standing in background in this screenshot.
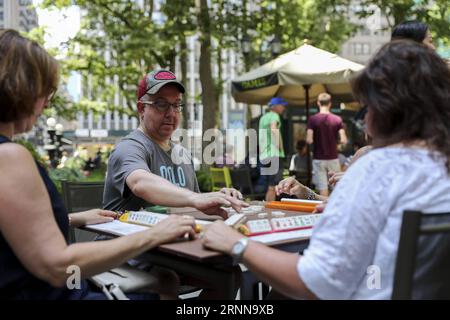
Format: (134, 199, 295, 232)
(307, 93, 347, 196)
(258, 97, 287, 201)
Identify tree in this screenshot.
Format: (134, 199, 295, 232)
(197, 0, 218, 149)
(357, 0, 450, 48)
(39, 0, 359, 128)
(41, 0, 196, 121)
(212, 0, 357, 69)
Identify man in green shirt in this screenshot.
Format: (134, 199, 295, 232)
(258, 97, 287, 201)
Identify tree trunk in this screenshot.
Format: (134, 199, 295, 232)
(197, 0, 218, 153)
(180, 35, 188, 129)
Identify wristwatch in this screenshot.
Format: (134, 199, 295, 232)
(230, 238, 249, 266)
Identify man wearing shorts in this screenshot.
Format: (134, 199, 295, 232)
(307, 93, 347, 196)
(258, 97, 287, 201)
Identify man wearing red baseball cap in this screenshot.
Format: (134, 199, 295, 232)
(104, 69, 244, 215)
(103, 69, 245, 299)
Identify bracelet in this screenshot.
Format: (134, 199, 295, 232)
(305, 188, 316, 200)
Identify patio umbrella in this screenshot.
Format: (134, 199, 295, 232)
(232, 40, 365, 185)
(232, 40, 364, 111)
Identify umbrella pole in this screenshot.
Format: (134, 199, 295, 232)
(303, 84, 312, 188)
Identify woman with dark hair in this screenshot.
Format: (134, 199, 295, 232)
(201, 40, 450, 299)
(0, 29, 197, 299)
(391, 20, 435, 50)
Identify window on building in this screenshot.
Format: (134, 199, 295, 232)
(362, 43, 371, 55)
(359, 27, 371, 36)
(353, 43, 371, 55)
(353, 43, 362, 55)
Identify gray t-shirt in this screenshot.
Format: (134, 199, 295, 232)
(103, 129, 199, 211)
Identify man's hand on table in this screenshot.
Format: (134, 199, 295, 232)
(189, 192, 248, 219)
(218, 187, 243, 200)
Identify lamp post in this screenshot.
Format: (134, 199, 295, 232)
(46, 117, 56, 129)
(270, 35, 281, 57)
(240, 34, 282, 142)
(241, 34, 252, 71)
(241, 34, 282, 68)
(55, 123, 64, 161)
(45, 117, 58, 168)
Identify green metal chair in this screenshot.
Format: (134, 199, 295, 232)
(61, 181, 105, 212)
(61, 180, 105, 243)
(209, 167, 233, 191)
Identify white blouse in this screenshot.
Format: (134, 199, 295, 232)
(298, 147, 450, 299)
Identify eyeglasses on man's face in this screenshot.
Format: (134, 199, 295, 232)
(140, 99, 184, 113)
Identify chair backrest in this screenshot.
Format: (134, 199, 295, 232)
(392, 210, 450, 299)
(61, 181, 105, 213)
(209, 167, 232, 191)
(230, 167, 254, 194)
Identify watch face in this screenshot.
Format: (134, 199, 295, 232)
(232, 242, 244, 255)
(231, 239, 248, 265)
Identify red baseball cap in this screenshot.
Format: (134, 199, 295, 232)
(137, 69, 185, 100)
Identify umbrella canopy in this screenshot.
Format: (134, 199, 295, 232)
(232, 40, 365, 106)
(232, 41, 364, 187)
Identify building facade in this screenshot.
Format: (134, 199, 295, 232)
(0, 0, 38, 31)
(339, 4, 391, 65)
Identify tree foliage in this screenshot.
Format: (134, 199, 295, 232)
(37, 0, 450, 127)
(39, 0, 359, 126)
(42, 0, 195, 119)
(357, 0, 450, 49)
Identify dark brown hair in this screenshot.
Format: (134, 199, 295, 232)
(0, 29, 59, 122)
(352, 40, 450, 170)
(391, 21, 428, 43)
(296, 139, 307, 150)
